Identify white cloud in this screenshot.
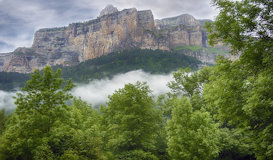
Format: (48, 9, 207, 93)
(0, 70, 174, 111)
(71, 70, 173, 107)
(0, 90, 17, 111)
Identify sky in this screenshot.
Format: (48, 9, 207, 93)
(0, 70, 173, 111)
(0, 0, 218, 53)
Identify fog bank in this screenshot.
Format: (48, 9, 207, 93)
(0, 90, 17, 112)
(0, 70, 174, 110)
(72, 70, 173, 106)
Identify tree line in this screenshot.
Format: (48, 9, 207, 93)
(0, 49, 200, 91)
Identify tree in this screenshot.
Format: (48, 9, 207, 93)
(205, 0, 273, 159)
(0, 66, 107, 159)
(0, 66, 74, 159)
(206, 0, 272, 71)
(56, 98, 105, 159)
(101, 82, 160, 159)
(166, 97, 220, 160)
(166, 66, 255, 159)
(0, 109, 8, 135)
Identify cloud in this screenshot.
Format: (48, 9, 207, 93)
(78, 0, 218, 19)
(0, 70, 173, 111)
(0, 0, 218, 53)
(0, 90, 17, 112)
(71, 70, 173, 107)
(0, 41, 14, 53)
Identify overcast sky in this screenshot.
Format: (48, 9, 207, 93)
(0, 0, 218, 53)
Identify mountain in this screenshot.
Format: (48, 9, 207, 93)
(0, 5, 227, 73)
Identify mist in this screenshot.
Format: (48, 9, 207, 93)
(71, 70, 173, 106)
(0, 70, 174, 111)
(0, 90, 17, 112)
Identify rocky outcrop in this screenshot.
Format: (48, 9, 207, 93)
(0, 55, 7, 71)
(31, 8, 163, 62)
(155, 14, 200, 29)
(99, 5, 119, 17)
(0, 5, 227, 73)
(1, 48, 46, 73)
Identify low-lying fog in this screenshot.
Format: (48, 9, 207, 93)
(0, 70, 174, 111)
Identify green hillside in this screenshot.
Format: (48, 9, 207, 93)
(0, 49, 201, 91)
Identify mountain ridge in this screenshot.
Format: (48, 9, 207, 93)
(0, 5, 227, 73)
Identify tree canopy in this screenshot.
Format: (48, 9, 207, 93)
(101, 82, 160, 159)
(0, 66, 104, 159)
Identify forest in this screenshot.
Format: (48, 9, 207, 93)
(0, 0, 272, 159)
(0, 49, 200, 91)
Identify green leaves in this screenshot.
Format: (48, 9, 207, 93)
(101, 82, 160, 158)
(204, 1, 273, 158)
(0, 66, 106, 159)
(166, 97, 220, 160)
(207, 0, 273, 71)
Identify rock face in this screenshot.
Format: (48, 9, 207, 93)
(31, 8, 162, 62)
(0, 5, 226, 73)
(155, 14, 200, 28)
(99, 5, 119, 17)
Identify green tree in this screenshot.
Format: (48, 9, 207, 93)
(166, 97, 220, 160)
(205, 0, 273, 159)
(56, 98, 105, 159)
(0, 66, 74, 159)
(166, 67, 254, 159)
(0, 109, 8, 135)
(206, 0, 272, 71)
(101, 82, 160, 159)
(0, 66, 106, 159)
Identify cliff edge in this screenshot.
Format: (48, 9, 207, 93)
(0, 5, 224, 73)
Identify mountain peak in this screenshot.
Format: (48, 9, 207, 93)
(155, 13, 200, 29)
(99, 4, 118, 17)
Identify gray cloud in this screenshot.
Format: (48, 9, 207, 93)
(0, 70, 173, 111)
(0, 0, 218, 53)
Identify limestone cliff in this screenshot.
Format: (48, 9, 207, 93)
(99, 4, 118, 17)
(0, 5, 226, 73)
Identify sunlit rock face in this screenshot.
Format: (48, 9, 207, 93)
(30, 7, 160, 62)
(0, 5, 224, 73)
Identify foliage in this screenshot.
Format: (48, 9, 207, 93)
(0, 109, 8, 135)
(175, 45, 203, 52)
(145, 30, 162, 38)
(205, 0, 273, 159)
(56, 49, 201, 83)
(202, 57, 273, 159)
(0, 66, 105, 159)
(166, 97, 220, 160)
(101, 82, 160, 159)
(166, 66, 257, 159)
(206, 0, 273, 71)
